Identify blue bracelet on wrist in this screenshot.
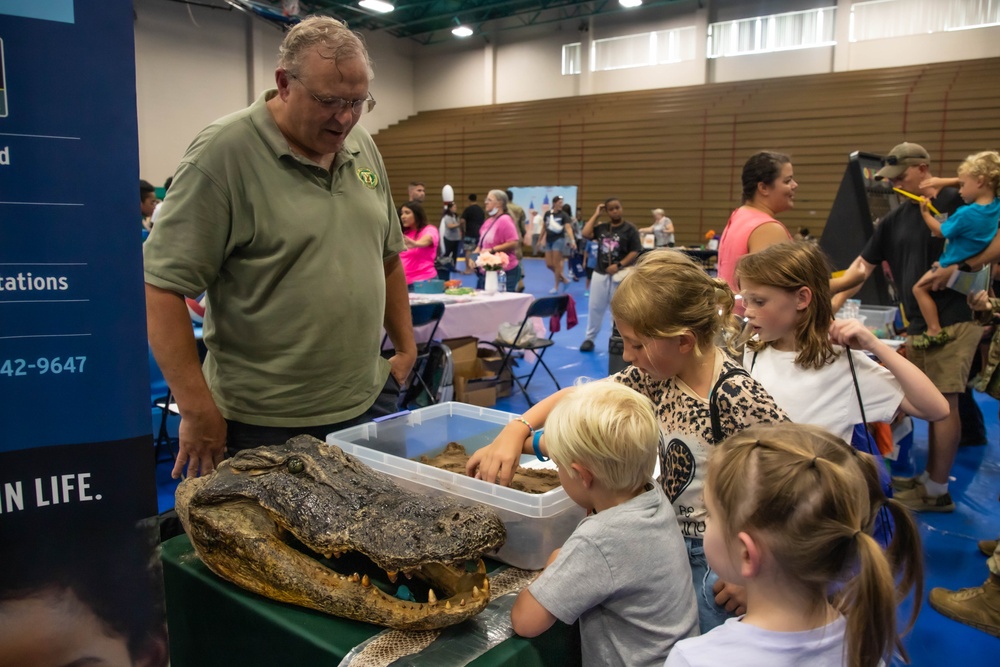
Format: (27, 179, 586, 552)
(533, 428, 549, 462)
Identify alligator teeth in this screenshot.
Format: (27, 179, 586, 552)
(386, 571, 398, 583)
(445, 600, 451, 609)
(323, 552, 333, 560)
(460, 598, 466, 607)
(361, 574, 371, 588)
(477, 559, 486, 574)
(350, 573, 360, 583)
(427, 589, 437, 604)
(483, 578, 489, 591)
(333, 550, 342, 559)
(472, 586, 481, 599)
(404, 571, 413, 580)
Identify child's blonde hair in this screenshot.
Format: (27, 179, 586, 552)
(545, 381, 658, 493)
(957, 150, 1000, 196)
(611, 249, 739, 355)
(735, 241, 837, 370)
(708, 424, 923, 667)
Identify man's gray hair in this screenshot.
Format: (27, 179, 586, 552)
(278, 16, 374, 80)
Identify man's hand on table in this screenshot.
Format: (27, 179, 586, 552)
(172, 402, 227, 479)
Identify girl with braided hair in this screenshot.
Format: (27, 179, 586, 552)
(666, 423, 924, 667)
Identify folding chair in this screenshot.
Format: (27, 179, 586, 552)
(487, 294, 569, 406)
(384, 301, 446, 408)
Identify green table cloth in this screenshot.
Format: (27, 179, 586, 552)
(161, 534, 581, 666)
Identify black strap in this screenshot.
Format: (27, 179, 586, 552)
(710, 366, 751, 444)
(845, 347, 875, 455)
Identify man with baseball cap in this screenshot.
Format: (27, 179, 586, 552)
(831, 141, 982, 513)
(872, 142, 931, 181)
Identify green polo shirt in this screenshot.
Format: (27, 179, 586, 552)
(144, 90, 403, 426)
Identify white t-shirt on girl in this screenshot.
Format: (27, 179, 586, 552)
(744, 345, 902, 444)
(614, 349, 788, 540)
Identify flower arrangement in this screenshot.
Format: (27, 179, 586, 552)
(476, 250, 509, 272)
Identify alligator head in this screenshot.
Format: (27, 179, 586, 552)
(175, 435, 506, 630)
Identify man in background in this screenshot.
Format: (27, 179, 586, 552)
(830, 142, 981, 513)
(461, 193, 485, 274)
(140, 179, 157, 234)
(506, 189, 527, 291)
(408, 181, 425, 202)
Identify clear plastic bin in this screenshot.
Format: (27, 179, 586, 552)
(858, 305, 898, 338)
(836, 304, 898, 339)
(327, 402, 585, 570)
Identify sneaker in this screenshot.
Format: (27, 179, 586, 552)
(891, 475, 920, 492)
(911, 330, 952, 350)
(929, 574, 1000, 638)
(580, 340, 595, 352)
(894, 486, 956, 513)
(979, 539, 998, 557)
(584, 291, 590, 297)
(549, 288, 559, 294)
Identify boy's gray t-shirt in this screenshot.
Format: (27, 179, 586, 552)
(529, 484, 699, 667)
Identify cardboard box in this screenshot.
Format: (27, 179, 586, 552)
(443, 337, 498, 407)
(479, 350, 514, 398)
(453, 374, 497, 407)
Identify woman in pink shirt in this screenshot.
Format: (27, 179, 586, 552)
(717, 151, 797, 294)
(474, 190, 521, 289)
(400, 201, 439, 285)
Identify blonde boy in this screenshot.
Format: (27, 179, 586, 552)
(510, 382, 698, 667)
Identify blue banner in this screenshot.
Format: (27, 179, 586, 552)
(0, 3, 166, 665)
(0, 1, 149, 452)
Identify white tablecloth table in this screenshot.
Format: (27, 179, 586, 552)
(407, 291, 535, 344)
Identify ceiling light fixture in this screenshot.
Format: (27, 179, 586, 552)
(359, 0, 394, 13)
(619, 0, 643, 7)
(452, 25, 473, 37)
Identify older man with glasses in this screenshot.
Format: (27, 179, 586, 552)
(144, 16, 415, 479)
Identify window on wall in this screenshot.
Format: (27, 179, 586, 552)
(588, 26, 697, 72)
(850, 0, 1000, 41)
(562, 43, 581, 75)
(707, 7, 837, 58)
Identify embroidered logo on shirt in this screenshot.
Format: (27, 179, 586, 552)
(356, 167, 379, 189)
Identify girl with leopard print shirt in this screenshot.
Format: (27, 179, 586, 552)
(468, 250, 788, 634)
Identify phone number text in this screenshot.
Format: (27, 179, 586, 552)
(1, 357, 87, 376)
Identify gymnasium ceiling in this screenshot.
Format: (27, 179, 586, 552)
(226, 0, 689, 44)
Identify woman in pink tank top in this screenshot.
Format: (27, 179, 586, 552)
(718, 152, 797, 294)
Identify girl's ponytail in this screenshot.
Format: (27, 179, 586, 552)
(841, 530, 897, 667)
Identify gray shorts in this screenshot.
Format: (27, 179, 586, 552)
(545, 236, 565, 253)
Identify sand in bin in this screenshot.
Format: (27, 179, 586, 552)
(420, 442, 561, 494)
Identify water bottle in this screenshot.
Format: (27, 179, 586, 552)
(498, 270, 507, 292)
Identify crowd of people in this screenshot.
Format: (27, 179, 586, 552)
(138, 13, 1000, 667)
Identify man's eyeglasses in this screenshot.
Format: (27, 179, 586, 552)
(288, 73, 376, 115)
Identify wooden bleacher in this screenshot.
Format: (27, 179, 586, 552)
(372, 58, 1000, 246)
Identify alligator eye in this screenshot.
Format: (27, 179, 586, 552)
(287, 458, 305, 474)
